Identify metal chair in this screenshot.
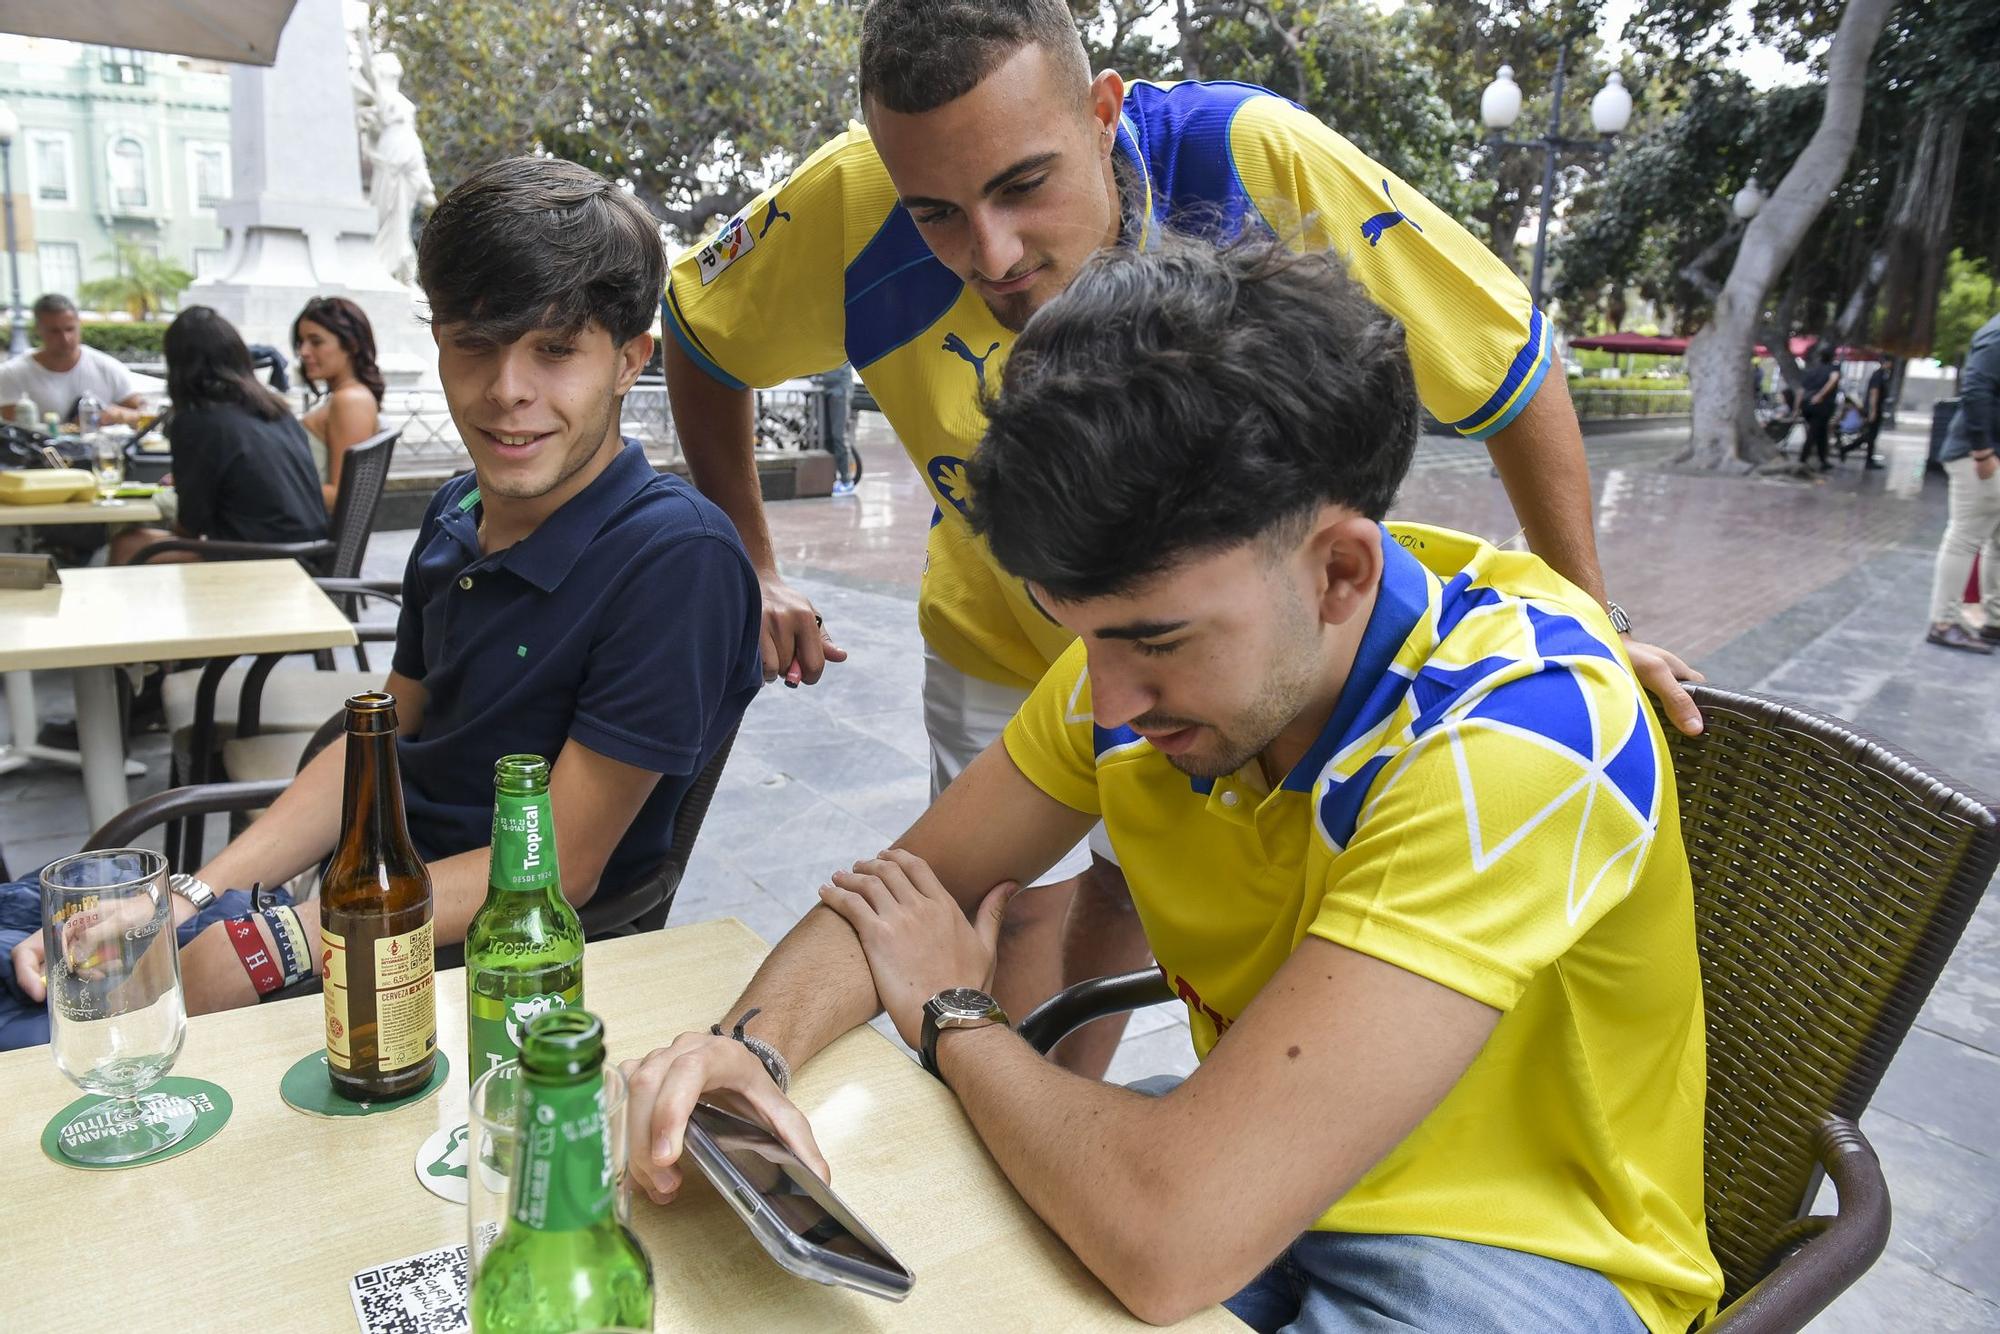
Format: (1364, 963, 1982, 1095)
(146, 430, 400, 859)
(1018, 684, 2000, 1332)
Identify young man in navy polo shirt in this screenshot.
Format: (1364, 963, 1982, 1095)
(8, 156, 762, 1023)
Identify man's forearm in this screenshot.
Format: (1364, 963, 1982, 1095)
(195, 739, 345, 893)
(723, 905, 885, 1072)
(939, 1024, 1200, 1322)
(1485, 374, 1604, 605)
(664, 340, 775, 574)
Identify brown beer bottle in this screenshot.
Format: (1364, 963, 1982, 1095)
(321, 692, 438, 1100)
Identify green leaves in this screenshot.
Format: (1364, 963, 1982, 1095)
(375, 0, 862, 241)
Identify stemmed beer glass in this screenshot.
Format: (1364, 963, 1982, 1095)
(41, 849, 194, 1165)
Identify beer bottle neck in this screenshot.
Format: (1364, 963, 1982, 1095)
(490, 787, 559, 896)
(338, 728, 418, 865)
(510, 1068, 616, 1232)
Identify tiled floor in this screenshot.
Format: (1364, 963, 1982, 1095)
(3, 417, 1994, 1325)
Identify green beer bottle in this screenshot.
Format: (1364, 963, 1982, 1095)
(469, 1010, 653, 1333)
(466, 756, 584, 1082)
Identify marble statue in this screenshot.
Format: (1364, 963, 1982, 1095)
(357, 51, 435, 288)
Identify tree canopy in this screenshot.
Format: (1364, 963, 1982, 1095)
(376, 0, 860, 241)
(377, 0, 1995, 365)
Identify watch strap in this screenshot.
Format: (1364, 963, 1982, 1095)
(920, 990, 1007, 1080)
(168, 873, 215, 910)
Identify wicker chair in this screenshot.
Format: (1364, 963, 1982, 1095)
(1019, 684, 2000, 1332)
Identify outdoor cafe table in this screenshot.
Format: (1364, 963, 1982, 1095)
(0, 497, 168, 793)
(0, 558, 358, 831)
(1, 920, 1243, 1332)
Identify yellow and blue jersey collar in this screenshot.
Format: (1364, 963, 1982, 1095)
(1114, 111, 1161, 252)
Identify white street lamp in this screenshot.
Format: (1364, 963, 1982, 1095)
(1481, 65, 1523, 133)
(1479, 52, 1634, 308)
(1732, 177, 1768, 221)
(1590, 71, 1633, 136)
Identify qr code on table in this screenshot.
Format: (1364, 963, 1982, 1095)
(349, 1243, 468, 1334)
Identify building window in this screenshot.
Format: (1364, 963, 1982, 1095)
(192, 248, 224, 280)
(38, 243, 82, 300)
(188, 143, 228, 208)
(100, 47, 146, 86)
(29, 132, 73, 205)
(109, 137, 148, 212)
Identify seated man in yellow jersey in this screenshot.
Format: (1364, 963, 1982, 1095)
(623, 237, 1723, 1331)
(664, 0, 1705, 1078)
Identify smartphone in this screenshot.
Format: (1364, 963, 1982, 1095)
(682, 1100, 914, 1302)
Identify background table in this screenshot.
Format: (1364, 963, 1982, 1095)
(0, 558, 357, 829)
(0, 497, 166, 788)
(0, 921, 1240, 1332)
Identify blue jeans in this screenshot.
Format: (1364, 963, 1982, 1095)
(1123, 1075, 1645, 1332)
(1223, 1229, 1647, 1333)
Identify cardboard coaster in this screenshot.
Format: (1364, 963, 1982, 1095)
(280, 1050, 450, 1118)
(40, 1077, 233, 1171)
(415, 1121, 471, 1203)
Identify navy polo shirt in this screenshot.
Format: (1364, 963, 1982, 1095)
(390, 441, 761, 900)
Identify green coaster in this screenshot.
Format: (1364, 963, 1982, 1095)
(40, 1077, 233, 1171)
(280, 1049, 450, 1118)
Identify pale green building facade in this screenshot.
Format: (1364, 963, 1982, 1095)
(0, 36, 230, 313)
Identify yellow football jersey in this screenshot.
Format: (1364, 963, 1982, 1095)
(1003, 523, 1723, 1334)
(666, 80, 1553, 689)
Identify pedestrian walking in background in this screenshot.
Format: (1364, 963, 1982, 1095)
(1926, 311, 2000, 654)
(1797, 343, 1842, 472)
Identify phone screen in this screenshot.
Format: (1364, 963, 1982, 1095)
(686, 1101, 912, 1296)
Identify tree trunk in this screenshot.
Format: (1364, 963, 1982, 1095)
(1682, 0, 1895, 470)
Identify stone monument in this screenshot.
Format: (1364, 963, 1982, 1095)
(189, 0, 434, 386)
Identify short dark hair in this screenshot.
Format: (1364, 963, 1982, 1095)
(32, 293, 77, 321)
(417, 156, 663, 346)
(164, 306, 292, 422)
(968, 236, 1419, 601)
(860, 0, 1088, 116)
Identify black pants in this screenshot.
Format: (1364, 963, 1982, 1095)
(1854, 418, 1882, 460)
(1801, 409, 1834, 467)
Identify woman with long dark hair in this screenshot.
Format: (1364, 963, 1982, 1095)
(293, 295, 385, 510)
(108, 306, 327, 564)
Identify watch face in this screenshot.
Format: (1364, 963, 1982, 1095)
(935, 987, 994, 1019)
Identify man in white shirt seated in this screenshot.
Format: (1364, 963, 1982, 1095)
(0, 293, 148, 427)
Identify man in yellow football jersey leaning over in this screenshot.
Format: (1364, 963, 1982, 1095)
(625, 236, 1724, 1332)
(665, 0, 1705, 1077)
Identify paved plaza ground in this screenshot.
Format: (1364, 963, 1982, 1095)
(2, 417, 1995, 1328)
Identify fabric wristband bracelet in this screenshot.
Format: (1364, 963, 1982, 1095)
(260, 905, 312, 987)
(711, 1007, 790, 1094)
(223, 916, 284, 996)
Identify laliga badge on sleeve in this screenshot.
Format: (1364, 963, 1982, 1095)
(696, 215, 755, 285)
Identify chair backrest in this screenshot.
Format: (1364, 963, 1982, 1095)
(578, 725, 738, 938)
(1666, 685, 2000, 1303)
(325, 428, 398, 578)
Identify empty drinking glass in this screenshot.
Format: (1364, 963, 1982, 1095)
(90, 434, 126, 503)
(41, 849, 194, 1165)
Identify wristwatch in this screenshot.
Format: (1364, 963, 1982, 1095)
(920, 987, 1009, 1079)
(167, 873, 215, 911)
(1605, 600, 1633, 636)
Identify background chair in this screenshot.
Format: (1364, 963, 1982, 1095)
(1017, 684, 2000, 1333)
(138, 429, 400, 858)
